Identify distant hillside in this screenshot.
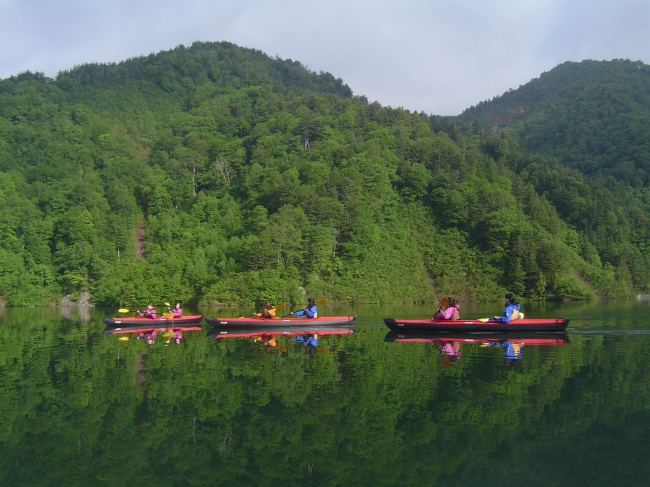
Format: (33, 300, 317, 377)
(0, 42, 649, 305)
(459, 60, 650, 186)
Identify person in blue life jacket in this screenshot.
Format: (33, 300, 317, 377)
(490, 293, 522, 323)
(291, 297, 318, 318)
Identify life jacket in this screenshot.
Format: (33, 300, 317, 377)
(451, 305, 460, 321)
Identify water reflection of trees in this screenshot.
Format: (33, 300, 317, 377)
(0, 316, 649, 486)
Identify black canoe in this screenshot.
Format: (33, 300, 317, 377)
(383, 317, 569, 333)
(102, 315, 202, 326)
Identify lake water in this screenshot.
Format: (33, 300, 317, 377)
(1, 300, 650, 486)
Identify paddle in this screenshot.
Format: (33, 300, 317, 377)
(434, 297, 450, 316)
(283, 298, 329, 317)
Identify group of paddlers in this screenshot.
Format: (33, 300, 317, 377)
(434, 293, 523, 323)
(254, 298, 318, 319)
(137, 302, 183, 319)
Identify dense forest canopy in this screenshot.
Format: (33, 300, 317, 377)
(459, 59, 650, 186)
(0, 42, 649, 306)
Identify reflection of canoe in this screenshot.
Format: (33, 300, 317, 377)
(206, 326, 355, 339)
(102, 315, 202, 326)
(384, 330, 569, 345)
(204, 316, 356, 328)
(103, 324, 202, 335)
(383, 318, 569, 333)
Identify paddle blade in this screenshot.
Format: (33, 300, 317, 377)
(316, 298, 329, 305)
(274, 302, 286, 310)
(440, 297, 449, 307)
(118, 336, 129, 341)
(162, 312, 174, 318)
(519, 312, 525, 319)
(478, 318, 490, 323)
(164, 302, 171, 307)
(118, 308, 130, 313)
(162, 332, 173, 338)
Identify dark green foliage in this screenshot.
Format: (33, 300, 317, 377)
(0, 44, 648, 304)
(459, 59, 650, 185)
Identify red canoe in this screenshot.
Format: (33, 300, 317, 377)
(384, 317, 569, 333)
(205, 316, 356, 328)
(102, 315, 203, 326)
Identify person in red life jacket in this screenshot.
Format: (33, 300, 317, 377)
(434, 298, 460, 320)
(137, 303, 157, 319)
(168, 302, 182, 318)
(291, 298, 318, 318)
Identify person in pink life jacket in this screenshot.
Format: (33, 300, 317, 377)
(137, 303, 157, 319)
(168, 302, 182, 318)
(434, 298, 460, 320)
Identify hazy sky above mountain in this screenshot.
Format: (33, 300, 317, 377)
(1, 0, 648, 115)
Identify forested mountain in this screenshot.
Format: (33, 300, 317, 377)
(458, 59, 650, 186)
(0, 42, 649, 306)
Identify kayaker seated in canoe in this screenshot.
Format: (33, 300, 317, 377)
(167, 302, 182, 318)
(290, 298, 318, 318)
(490, 294, 523, 322)
(137, 303, 157, 319)
(433, 298, 460, 320)
(255, 301, 276, 319)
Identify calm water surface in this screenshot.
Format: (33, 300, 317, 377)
(1, 301, 650, 486)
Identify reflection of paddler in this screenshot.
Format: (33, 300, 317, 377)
(295, 333, 318, 355)
(137, 330, 157, 346)
(488, 340, 523, 366)
(254, 335, 277, 351)
(438, 341, 461, 365)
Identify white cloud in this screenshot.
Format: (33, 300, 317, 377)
(1, 0, 648, 115)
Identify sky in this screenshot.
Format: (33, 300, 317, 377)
(1, 0, 648, 115)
